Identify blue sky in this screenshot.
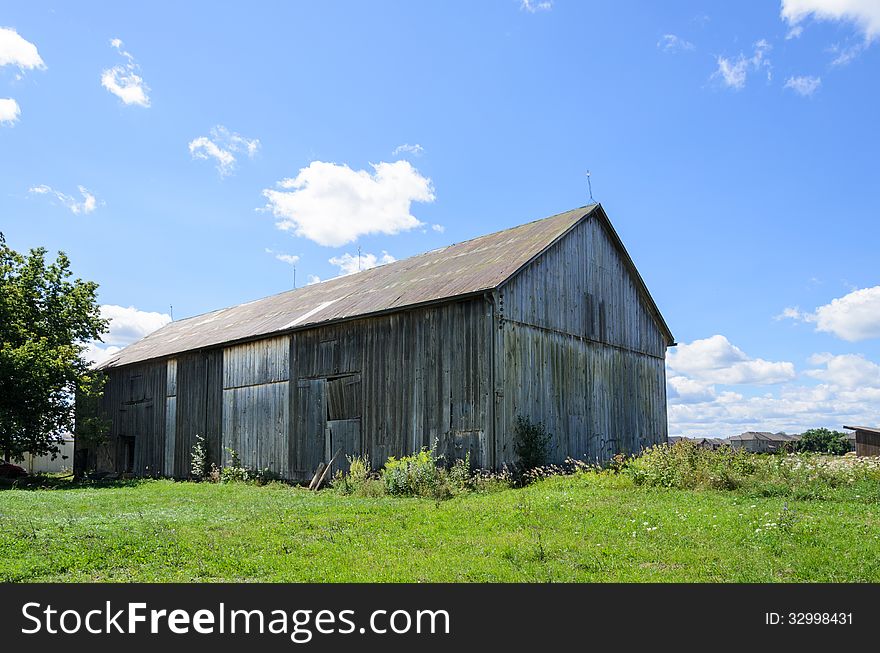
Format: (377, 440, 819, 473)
(2, 1, 879, 436)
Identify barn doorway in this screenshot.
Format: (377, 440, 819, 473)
(325, 374, 361, 474)
(120, 436, 135, 473)
(295, 373, 362, 479)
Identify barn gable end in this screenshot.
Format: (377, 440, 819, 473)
(494, 206, 670, 464)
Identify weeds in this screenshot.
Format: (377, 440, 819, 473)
(621, 440, 880, 499)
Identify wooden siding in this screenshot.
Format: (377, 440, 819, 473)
(855, 429, 880, 457)
(76, 360, 167, 475)
(163, 358, 177, 477)
(221, 336, 290, 475)
(502, 216, 667, 358)
(289, 298, 491, 479)
(496, 323, 667, 464)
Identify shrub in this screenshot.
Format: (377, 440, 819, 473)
(448, 452, 473, 492)
(190, 434, 208, 480)
(331, 455, 383, 497)
(795, 428, 850, 455)
(218, 447, 281, 485)
(513, 416, 552, 471)
(623, 440, 756, 490)
(220, 447, 250, 484)
(381, 443, 463, 499)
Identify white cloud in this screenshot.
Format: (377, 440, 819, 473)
(262, 160, 435, 247)
(0, 97, 20, 125)
(189, 125, 259, 176)
(784, 75, 821, 96)
(520, 0, 552, 13)
(806, 352, 880, 388)
(786, 24, 804, 39)
(668, 382, 880, 437)
(781, 0, 880, 41)
(101, 38, 150, 107)
(0, 27, 45, 71)
(306, 274, 321, 285)
(667, 375, 716, 404)
(828, 41, 868, 65)
(780, 286, 880, 341)
(667, 334, 796, 385)
(29, 184, 99, 215)
(85, 304, 172, 366)
(669, 348, 880, 436)
(329, 251, 396, 276)
(264, 248, 299, 265)
(657, 34, 695, 52)
(392, 143, 424, 157)
(431, 224, 445, 233)
(713, 39, 772, 90)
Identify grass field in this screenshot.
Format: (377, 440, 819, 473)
(1, 470, 878, 582)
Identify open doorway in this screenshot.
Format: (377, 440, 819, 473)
(120, 436, 135, 473)
(296, 373, 362, 478)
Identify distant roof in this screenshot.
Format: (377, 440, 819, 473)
(844, 425, 880, 435)
(99, 204, 674, 369)
(729, 432, 800, 442)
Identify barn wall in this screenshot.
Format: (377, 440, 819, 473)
(289, 298, 491, 480)
(222, 336, 290, 476)
(496, 324, 667, 464)
(855, 430, 880, 457)
(497, 215, 669, 464)
(75, 359, 167, 475)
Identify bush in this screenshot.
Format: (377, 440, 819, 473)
(383, 446, 449, 498)
(447, 452, 473, 492)
(190, 434, 208, 480)
(623, 440, 756, 490)
(220, 447, 250, 484)
(331, 455, 384, 497)
(219, 447, 280, 485)
(513, 416, 552, 471)
(795, 428, 850, 455)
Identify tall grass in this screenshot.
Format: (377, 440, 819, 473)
(622, 440, 880, 500)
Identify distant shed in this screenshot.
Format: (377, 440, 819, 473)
(75, 204, 674, 480)
(843, 426, 880, 457)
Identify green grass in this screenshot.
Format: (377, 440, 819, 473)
(1, 472, 878, 582)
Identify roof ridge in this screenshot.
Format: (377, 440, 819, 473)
(144, 205, 598, 327)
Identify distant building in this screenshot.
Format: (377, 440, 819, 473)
(727, 431, 800, 454)
(843, 426, 880, 457)
(14, 433, 74, 474)
(667, 436, 727, 450)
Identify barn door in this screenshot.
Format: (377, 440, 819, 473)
(296, 378, 326, 479)
(325, 374, 362, 474)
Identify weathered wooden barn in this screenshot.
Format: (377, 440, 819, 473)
(75, 204, 674, 480)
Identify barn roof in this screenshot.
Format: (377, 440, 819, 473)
(844, 425, 880, 435)
(99, 203, 673, 369)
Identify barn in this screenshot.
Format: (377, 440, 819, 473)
(75, 204, 674, 481)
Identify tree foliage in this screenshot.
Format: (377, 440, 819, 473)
(794, 428, 850, 456)
(0, 233, 108, 461)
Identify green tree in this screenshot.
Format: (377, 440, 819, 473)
(0, 234, 108, 462)
(795, 428, 850, 456)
